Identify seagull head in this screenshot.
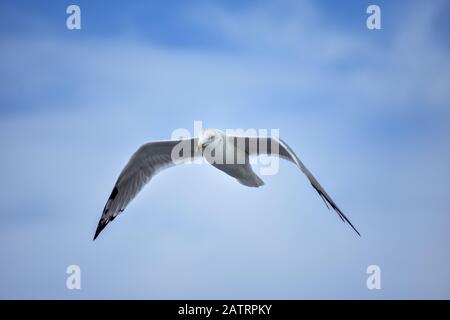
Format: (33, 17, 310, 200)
(197, 128, 224, 152)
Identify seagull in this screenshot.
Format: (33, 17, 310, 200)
(94, 128, 360, 240)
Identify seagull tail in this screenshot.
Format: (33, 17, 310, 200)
(237, 175, 265, 188)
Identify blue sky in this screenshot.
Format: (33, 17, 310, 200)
(0, 0, 450, 299)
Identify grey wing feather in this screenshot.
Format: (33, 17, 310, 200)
(94, 138, 198, 240)
(235, 136, 360, 236)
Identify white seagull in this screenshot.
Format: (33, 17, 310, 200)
(94, 129, 360, 240)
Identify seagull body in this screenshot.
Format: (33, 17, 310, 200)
(203, 130, 264, 187)
(94, 129, 360, 240)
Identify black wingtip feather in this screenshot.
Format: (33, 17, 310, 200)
(92, 224, 103, 241)
(335, 206, 361, 237)
(109, 187, 119, 200)
(318, 193, 331, 210)
(93, 221, 105, 241)
(93, 187, 120, 241)
(312, 185, 361, 237)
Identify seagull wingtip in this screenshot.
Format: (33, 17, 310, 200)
(351, 225, 361, 237)
(93, 221, 105, 241)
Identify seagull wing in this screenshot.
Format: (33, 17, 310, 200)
(94, 138, 198, 240)
(234, 136, 360, 236)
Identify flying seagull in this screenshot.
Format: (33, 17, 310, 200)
(94, 129, 360, 240)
